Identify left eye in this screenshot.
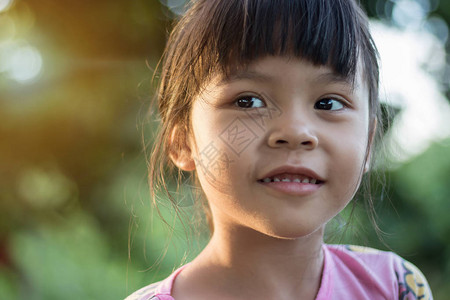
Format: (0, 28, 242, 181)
(234, 96, 265, 108)
(314, 98, 345, 111)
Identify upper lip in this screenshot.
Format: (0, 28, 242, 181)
(258, 165, 325, 182)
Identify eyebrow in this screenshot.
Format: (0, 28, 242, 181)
(314, 72, 353, 85)
(218, 70, 274, 86)
(217, 68, 356, 89)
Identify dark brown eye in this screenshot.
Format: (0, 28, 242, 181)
(314, 98, 344, 111)
(235, 96, 265, 108)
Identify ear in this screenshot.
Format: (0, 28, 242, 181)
(364, 118, 378, 173)
(168, 125, 196, 171)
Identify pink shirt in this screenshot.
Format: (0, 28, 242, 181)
(125, 244, 433, 300)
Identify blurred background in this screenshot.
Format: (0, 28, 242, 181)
(0, 0, 449, 299)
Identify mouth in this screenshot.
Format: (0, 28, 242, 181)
(256, 166, 325, 196)
(257, 173, 324, 184)
(257, 165, 325, 184)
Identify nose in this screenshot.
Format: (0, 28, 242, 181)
(267, 118, 318, 150)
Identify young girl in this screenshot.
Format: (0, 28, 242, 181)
(127, 0, 433, 299)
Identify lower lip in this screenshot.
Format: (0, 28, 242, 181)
(258, 181, 322, 196)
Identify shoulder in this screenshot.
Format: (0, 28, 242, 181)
(324, 244, 433, 300)
(125, 264, 189, 300)
(125, 281, 166, 300)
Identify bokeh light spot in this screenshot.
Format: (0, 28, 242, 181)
(5, 43, 43, 82)
(159, 0, 188, 16)
(17, 168, 75, 209)
(0, 0, 13, 13)
(392, 0, 427, 28)
(426, 16, 449, 43)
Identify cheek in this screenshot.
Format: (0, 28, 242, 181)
(327, 124, 369, 199)
(190, 109, 258, 194)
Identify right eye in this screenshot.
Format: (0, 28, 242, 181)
(234, 96, 265, 108)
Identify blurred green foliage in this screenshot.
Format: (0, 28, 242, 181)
(0, 0, 449, 299)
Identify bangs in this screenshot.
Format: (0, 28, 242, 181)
(190, 0, 364, 79)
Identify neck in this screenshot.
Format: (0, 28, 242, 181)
(194, 225, 325, 299)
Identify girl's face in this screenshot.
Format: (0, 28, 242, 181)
(183, 56, 371, 239)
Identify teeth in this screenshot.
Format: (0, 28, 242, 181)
(260, 176, 321, 184)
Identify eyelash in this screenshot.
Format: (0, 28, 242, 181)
(233, 94, 348, 111)
(314, 97, 347, 111)
(233, 95, 266, 109)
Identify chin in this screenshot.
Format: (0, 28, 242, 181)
(258, 222, 325, 241)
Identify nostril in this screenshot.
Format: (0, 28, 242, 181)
(268, 133, 318, 149)
(276, 140, 288, 144)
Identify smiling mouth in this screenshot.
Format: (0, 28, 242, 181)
(257, 173, 324, 184)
